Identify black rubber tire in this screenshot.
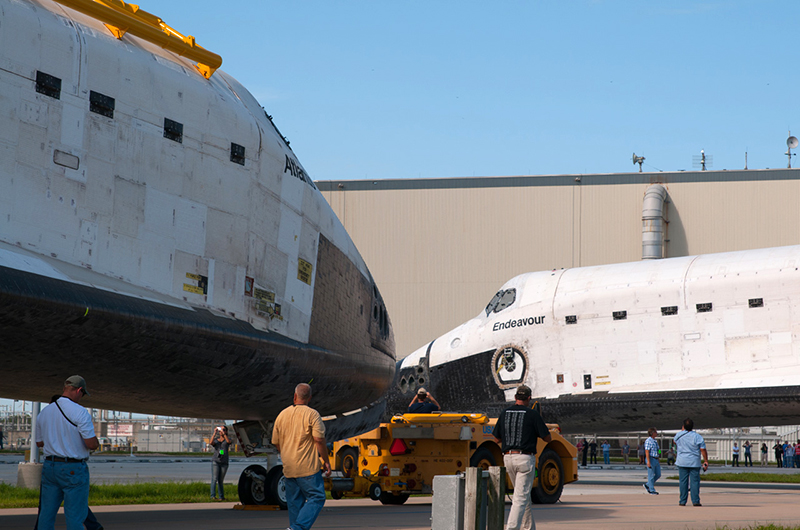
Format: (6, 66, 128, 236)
(379, 491, 410, 505)
(337, 446, 359, 478)
(264, 465, 288, 510)
(531, 448, 564, 504)
(238, 464, 268, 505)
(470, 446, 497, 470)
(331, 490, 344, 500)
(368, 482, 382, 501)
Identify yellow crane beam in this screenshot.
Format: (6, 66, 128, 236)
(52, 0, 222, 79)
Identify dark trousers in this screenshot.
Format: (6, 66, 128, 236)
(581, 449, 587, 466)
(776, 453, 782, 467)
(590, 452, 597, 464)
(732, 455, 739, 466)
(744, 453, 752, 466)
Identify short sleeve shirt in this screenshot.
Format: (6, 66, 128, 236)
(492, 404, 549, 454)
(35, 397, 95, 459)
(408, 402, 439, 413)
(211, 438, 230, 464)
(272, 404, 326, 478)
(644, 437, 659, 458)
(674, 430, 706, 468)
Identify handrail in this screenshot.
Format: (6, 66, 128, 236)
(52, 0, 222, 78)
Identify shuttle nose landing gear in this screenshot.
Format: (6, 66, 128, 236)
(238, 464, 287, 509)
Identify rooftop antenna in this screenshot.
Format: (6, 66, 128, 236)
(632, 153, 645, 172)
(786, 132, 798, 168)
(692, 149, 712, 171)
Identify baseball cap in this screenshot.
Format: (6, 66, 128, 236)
(65, 375, 90, 396)
(417, 387, 428, 395)
(515, 385, 532, 398)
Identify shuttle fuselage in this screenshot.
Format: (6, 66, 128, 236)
(0, 0, 394, 424)
(392, 246, 800, 432)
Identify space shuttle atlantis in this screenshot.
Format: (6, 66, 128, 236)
(392, 245, 800, 433)
(0, 0, 395, 432)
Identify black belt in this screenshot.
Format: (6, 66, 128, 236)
(504, 450, 532, 455)
(46, 456, 86, 463)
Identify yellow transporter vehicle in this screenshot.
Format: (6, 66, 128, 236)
(327, 412, 577, 505)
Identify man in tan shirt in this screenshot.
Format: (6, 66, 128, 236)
(272, 383, 331, 530)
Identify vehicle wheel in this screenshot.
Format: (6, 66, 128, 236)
(238, 464, 268, 505)
(470, 446, 497, 470)
(368, 482, 382, 501)
(331, 490, 344, 500)
(379, 491, 410, 505)
(265, 465, 288, 510)
(337, 446, 359, 478)
(531, 448, 564, 504)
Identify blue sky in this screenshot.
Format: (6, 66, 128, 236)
(145, 1, 800, 179)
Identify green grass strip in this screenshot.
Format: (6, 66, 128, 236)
(0, 482, 239, 509)
(666, 473, 800, 484)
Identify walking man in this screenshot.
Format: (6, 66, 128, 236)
(35, 375, 99, 530)
(272, 383, 331, 530)
(622, 441, 630, 465)
(493, 385, 552, 530)
(643, 427, 660, 494)
(674, 418, 709, 506)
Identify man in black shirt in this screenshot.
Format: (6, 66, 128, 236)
(492, 385, 551, 530)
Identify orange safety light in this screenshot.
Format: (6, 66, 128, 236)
(389, 438, 409, 456)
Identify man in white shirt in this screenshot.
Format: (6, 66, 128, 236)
(35, 375, 99, 530)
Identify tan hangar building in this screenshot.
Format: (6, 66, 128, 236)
(318, 168, 800, 359)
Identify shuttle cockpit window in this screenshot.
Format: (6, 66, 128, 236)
(485, 288, 516, 316)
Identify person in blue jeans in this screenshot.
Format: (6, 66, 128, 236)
(272, 383, 331, 530)
(674, 418, 709, 507)
(210, 425, 231, 500)
(601, 440, 611, 465)
(643, 427, 660, 494)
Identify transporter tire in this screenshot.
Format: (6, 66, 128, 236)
(337, 446, 359, 478)
(531, 448, 564, 504)
(368, 482, 382, 501)
(264, 465, 288, 510)
(379, 491, 410, 505)
(238, 464, 268, 505)
(470, 446, 497, 470)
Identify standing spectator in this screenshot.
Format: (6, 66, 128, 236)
(674, 418, 709, 507)
(760, 443, 769, 467)
(774, 441, 783, 468)
(622, 441, 631, 465)
(638, 440, 646, 465)
(580, 438, 588, 467)
(601, 440, 611, 465)
(643, 428, 661, 495)
(408, 388, 440, 413)
(0, 425, 4, 450)
(731, 443, 740, 467)
(209, 425, 231, 500)
(492, 385, 551, 530)
(589, 439, 598, 465)
(743, 441, 752, 467)
(666, 447, 675, 466)
(35, 375, 99, 530)
(795, 441, 800, 468)
(272, 383, 331, 530)
(784, 442, 793, 468)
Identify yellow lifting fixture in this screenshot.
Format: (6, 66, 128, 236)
(53, 0, 222, 79)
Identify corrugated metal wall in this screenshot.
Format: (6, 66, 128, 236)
(319, 169, 800, 358)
